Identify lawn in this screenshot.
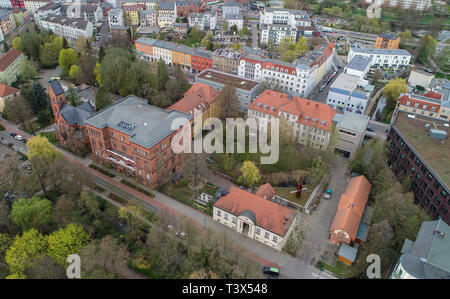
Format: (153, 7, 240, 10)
(159, 178, 219, 205)
(273, 185, 313, 207)
(317, 260, 350, 278)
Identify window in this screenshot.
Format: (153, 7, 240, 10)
(434, 197, 441, 205)
(217, 209, 221, 217)
(232, 217, 236, 224)
(224, 213, 228, 220)
(427, 174, 433, 181)
(441, 189, 448, 198)
(264, 232, 269, 239)
(256, 227, 260, 235)
(430, 205, 436, 213)
(273, 236, 278, 243)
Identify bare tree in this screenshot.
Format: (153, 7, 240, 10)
(218, 83, 239, 120)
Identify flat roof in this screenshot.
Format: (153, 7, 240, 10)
(330, 73, 361, 91)
(393, 112, 450, 187)
(338, 243, 357, 262)
(196, 69, 259, 91)
(351, 47, 411, 56)
(346, 55, 371, 72)
(337, 112, 370, 134)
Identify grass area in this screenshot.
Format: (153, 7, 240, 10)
(273, 186, 312, 207)
(89, 164, 116, 178)
(317, 260, 349, 278)
(159, 178, 219, 206)
(121, 179, 155, 198)
(394, 112, 450, 187)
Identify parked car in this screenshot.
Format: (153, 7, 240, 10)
(263, 266, 279, 278)
(367, 127, 374, 132)
(22, 138, 27, 144)
(15, 135, 23, 141)
(9, 132, 17, 137)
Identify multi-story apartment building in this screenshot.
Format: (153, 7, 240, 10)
(190, 48, 213, 73)
(247, 90, 336, 150)
(108, 8, 123, 27)
(348, 47, 411, 69)
(213, 184, 297, 251)
(158, 0, 176, 28)
(212, 48, 242, 75)
(36, 14, 93, 43)
(259, 7, 311, 28)
(395, 88, 450, 121)
(62, 3, 103, 23)
(374, 33, 400, 49)
(23, 0, 50, 13)
(224, 13, 243, 31)
(196, 69, 264, 112)
(139, 9, 157, 27)
(34, 2, 61, 22)
(85, 95, 192, 187)
(326, 73, 374, 114)
(0, 9, 16, 38)
(175, 0, 205, 17)
(9, 0, 25, 9)
(0, 48, 24, 85)
(122, 0, 159, 10)
(260, 24, 297, 45)
(387, 111, 449, 223)
(364, 0, 432, 11)
(222, 1, 241, 15)
(122, 4, 141, 25)
(187, 10, 216, 30)
(0, 0, 12, 9)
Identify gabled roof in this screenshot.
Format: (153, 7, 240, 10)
(167, 82, 219, 115)
(59, 101, 95, 127)
(329, 175, 371, 243)
(0, 49, 23, 72)
(255, 183, 276, 200)
(50, 80, 65, 96)
(0, 83, 19, 98)
(214, 185, 296, 236)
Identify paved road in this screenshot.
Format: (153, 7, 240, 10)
(309, 53, 344, 104)
(251, 23, 257, 49)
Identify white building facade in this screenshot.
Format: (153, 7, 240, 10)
(108, 8, 123, 27)
(348, 47, 411, 69)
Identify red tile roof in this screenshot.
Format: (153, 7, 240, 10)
(214, 185, 296, 236)
(423, 90, 442, 100)
(0, 82, 19, 98)
(329, 176, 371, 244)
(0, 49, 23, 72)
(397, 94, 440, 112)
(167, 82, 219, 115)
(248, 90, 336, 132)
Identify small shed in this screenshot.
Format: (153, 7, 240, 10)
(355, 222, 369, 244)
(338, 243, 357, 265)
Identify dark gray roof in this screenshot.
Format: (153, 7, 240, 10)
(60, 102, 95, 127)
(50, 80, 64, 96)
(338, 243, 357, 262)
(84, 96, 192, 149)
(346, 55, 371, 72)
(378, 33, 398, 40)
(239, 209, 256, 224)
(398, 220, 450, 279)
(159, 1, 175, 10)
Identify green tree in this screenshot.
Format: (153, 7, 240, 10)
(383, 78, 408, 103)
(222, 20, 228, 32)
(67, 87, 82, 107)
(10, 197, 53, 231)
(21, 29, 40, 61)
(95, 86, 112, 110)
(18, 59, 38, 81)
(435, 45, 450, 72)
(3, 95, 34, 131)
(239, 161, 261, 186)
(417, 35, 437, 62)
(23, 81, 49, 114)
(0, 233, 11, 261)
(295, 36, 309, 56)
(5, 229, 47, 275)
(39, 37, 63, 68)
(230, 24, 238, 33)
(69, 64, 79, 80)
(77, 53, 96, 85)
(99, 47, 133, 93)
(281, 50, 298, 62)
(12, 37, 23, 51)
(156, 58, 169, 91)
(47, 223, 90, 265)
(58, 48, 78, 72)
(399, 31, 412, 46)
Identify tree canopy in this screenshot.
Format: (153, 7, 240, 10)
(10, 196, 53, 231)
(47, 223, 90, 265)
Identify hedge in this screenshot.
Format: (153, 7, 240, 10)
(89, 164, 116, 178)
(108, 193, 128, 205)
(121, 179, 155, 198)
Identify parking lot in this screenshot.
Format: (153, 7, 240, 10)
(0, 130, 28, 154)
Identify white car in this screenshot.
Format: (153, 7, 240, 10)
(15, 135, 23, 141)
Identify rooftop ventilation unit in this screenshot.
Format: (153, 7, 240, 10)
(429, 129, 447, 140)
(117, 121, 136, 131)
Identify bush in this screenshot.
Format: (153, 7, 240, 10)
(88, 164, 116, 178)
(39, 132, 59, 144)
(121, 179, 155, 198)
(108, 193, 127, 205)
(0, 123, 4, 131)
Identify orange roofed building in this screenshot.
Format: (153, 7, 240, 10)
(247, 90, 336, 150)
(167, 82, 220, 126)
(213, 184, 297, 250)
(329, 175, 371, 245)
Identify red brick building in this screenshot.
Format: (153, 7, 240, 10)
(190, 48, 213, 73)
(49, 80, 95, 150)
(10, 0, 24, 9)
(84, 95, 192, 187)
(175, 0, 206, 17)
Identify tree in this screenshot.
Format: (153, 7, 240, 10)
(47, 223, 90, 265)
(230, 24, 238, 33)
(27, 135, 63, 193)
(381, 22, 391, 32)
(58, 48, 78, 72)
(239, 161, 261, 186)
(99, 48, 133, 93)
(222, 21, 228, 32)
(73, 36, 90, 54)
(371, 69, 382, 85)
(77, 53, 96, 85)
(18, 59, 38, 81)
(99, 45, 105, 62)
(0, 233, 11, 261)
(21, 29, 40, 61)
(417, 35, 437, 62)
(399, 31, 412, 46)
(281, 50, 298, 63)
(435, 45, 450, 72)
(12, 37, 23, 51)
(95, 86, 112, 110)
(5, 228, 47, 275)
(25, 254, 66, 279)
(383, 78, 408, 108)
(67, 87, 82, 107)
(69, 64, 79, 80)
(218, 83, 239, 120)
(39, 37, 63, 68)
(295, 36, 309, 56)
(3, 95, 34, 131)
(156, 58, 169, 91)
(23, 81, 49, 114)
(10, 196, 53, 231)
